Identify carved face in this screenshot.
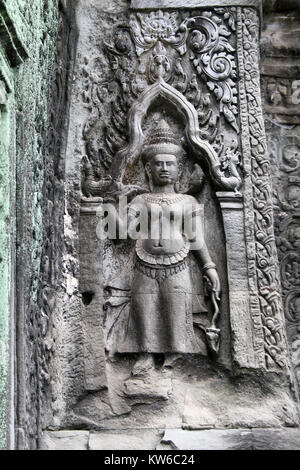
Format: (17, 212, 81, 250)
(291, 297, 300, 320)
(146, 154, 179, 186)
(287, 185, 300, 208)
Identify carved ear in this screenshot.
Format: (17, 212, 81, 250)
(81, 155, 89, 166)
(145, 162, 154, 191)
(81, 155, 93, 173)
(182, 164, 206, 195)
(145, 162, 151, 180)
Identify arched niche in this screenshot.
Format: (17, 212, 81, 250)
(111, 78, 241, 192)
(108, 78, 232, 365)
(110, 78, 249, 370)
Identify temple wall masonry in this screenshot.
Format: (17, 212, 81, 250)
(0, 0, 300, 450)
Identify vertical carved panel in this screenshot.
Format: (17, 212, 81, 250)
(272, 143, 300, 387)
(261, 4, 300, 392)
(237, 7, 290, 371)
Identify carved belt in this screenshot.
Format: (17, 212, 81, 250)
(135, 238, 190, 266)
(135, 257, 187, 282)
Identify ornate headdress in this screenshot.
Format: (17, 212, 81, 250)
(142, 119, 183, 163)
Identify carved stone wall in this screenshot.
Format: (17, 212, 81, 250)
(13, 1, 62, 450)
(0, 0, 61, 450)
(1, 0, 300, 451)
(261, 1, 300, 394)
(35, 1, 300, 451)
(0, 0, 71, 450)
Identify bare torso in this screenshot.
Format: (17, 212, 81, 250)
(129, 193, 199, 255)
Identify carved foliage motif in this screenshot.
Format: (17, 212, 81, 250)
(240, 8, 288, 370)
(129, 9, 238, 133)
(280, 137, 300, 175)
(129, 10, 188, 56)
(272, 136, 300, 385)
(262, 77, 300, 125)
(80, 24, 137, 181)
(186, 13, 238, 133)
(81, 8, 240, 192)
(37, 5, 73, 431)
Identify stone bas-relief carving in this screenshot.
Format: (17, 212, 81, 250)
(0, 0, 299, 452)
(106, 120, 221, 355)
(81, 7, 242, 194)
(261, 3, 300, 394)
(262, 78, 300, 125)
(271, 143, 300, 387)
(45, 0, 300, 442)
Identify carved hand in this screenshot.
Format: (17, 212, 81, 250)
(204, 268, 221, 301)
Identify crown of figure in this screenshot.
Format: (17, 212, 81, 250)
(142, 119, 183, 162)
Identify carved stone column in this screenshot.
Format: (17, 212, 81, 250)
(261, 1, 300, 392)
(80, 200, 107, 391)
(216, 192, 264, 369)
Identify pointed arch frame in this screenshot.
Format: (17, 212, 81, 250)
(112, 78, 240, 191)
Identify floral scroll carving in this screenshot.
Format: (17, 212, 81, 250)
(239, 8, 290, 371)
(273, 145, 300, 386)
(81, 8, 241, 197)
(129, 10, 238, 132)
(129, 10, 188, 56)
(186, 14, 238, 133)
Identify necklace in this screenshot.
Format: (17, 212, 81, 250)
(142, 193, 185, 206)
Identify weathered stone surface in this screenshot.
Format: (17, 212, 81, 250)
(131, 0, 261, 10)
(40, 431, 89, 450)
(158, 428, 253, 450)
(0, 0, 63, 451)
(182, 378, 299, 429)
(36, 427, 300, 450)
(80, 212, 107, 391)
(86, 0, 129, 13)
(89, 430, 163, 450)
(252, 428, 300, 450)
(216, 193, 258, 369)
(1, 0, 299, 451)
(261, 8, 300, 124)
(158, 428, 300, 450)
(263, 0, 300, 11)
(124, 370, 172, 403)
(261, 0, 300, 398)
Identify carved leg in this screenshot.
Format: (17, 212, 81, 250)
(160, 268, 195, 353)
(129, 270, 162, 352)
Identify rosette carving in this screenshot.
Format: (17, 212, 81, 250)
(129, 10, 188, 56)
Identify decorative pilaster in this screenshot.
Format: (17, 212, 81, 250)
(236, 6, 290, 372)
(0, 51, 13, 451)
(80, 201, 108, 391)
(216, 192, 262, 368)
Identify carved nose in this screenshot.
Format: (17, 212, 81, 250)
(161, 163, 169, 171)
